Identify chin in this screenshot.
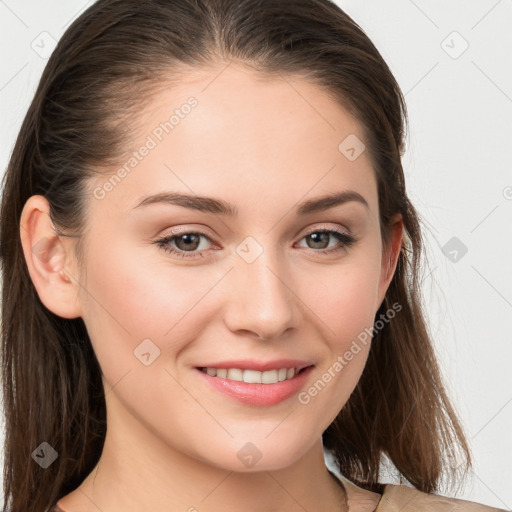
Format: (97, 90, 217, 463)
(194, 436, 311, 473)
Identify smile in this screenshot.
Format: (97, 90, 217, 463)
(198, 367, 302, 384)
(196, 365, 315, 406)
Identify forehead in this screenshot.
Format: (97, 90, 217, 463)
(87, 63, 378, 222)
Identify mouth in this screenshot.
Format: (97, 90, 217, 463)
(195, 364, 315, 406)
(196, 365, 313, 384)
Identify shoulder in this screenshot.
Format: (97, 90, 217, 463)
(332, 472, 508, 512)
(376, 484, 509, 512)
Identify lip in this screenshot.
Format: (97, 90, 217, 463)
(195, 359, 313, 372)
(195, 364, 314, 407)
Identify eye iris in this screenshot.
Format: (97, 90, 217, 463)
(175, 233, 200, 251)
(307, 232, 329, 249)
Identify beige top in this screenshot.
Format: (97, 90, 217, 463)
(333, 471, 509, 512)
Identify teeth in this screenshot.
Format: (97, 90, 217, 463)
(227, 368, 243, 381)
(243, 369, 262, 383)
(201, 367, 299, 384)
(262, 370, 278, 384)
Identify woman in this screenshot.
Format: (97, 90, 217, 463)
(0, 1, 506, 511)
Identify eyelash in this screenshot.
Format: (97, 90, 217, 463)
(154, 228, 357, 259)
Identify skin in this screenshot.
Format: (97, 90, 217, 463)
(20, 62, 403, 512)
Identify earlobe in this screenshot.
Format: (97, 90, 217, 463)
(19, 195, 82, 319)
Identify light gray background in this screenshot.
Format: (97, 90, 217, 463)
(0, 0, 511, 509)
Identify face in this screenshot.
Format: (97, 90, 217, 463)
(72, 63, 399, 472)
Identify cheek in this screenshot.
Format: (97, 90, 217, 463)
(296, 304, 375, 429)
(294, 250, 382, 412)
(77, 238, 221, 375)
(321, 274, 377, 326)
(304, 249, 382, 343)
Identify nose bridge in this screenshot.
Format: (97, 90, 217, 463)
(223, 238, 300, 339)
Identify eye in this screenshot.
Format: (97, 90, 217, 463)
(296, 228, 356, 255)
(154, 227, 357, 260)
(155, 231, 214, 258)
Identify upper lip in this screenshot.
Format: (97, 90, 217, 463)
(196, 359, 314, 372)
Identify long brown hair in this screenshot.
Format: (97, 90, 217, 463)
(1, 1, 471, 510)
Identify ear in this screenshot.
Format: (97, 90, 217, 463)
(376, 213, 404, 309)
(19, 195, 82, 319)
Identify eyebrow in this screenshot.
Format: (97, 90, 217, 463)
(133, 190, 369, 216)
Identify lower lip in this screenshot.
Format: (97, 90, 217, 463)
(195, 366, 314, 406)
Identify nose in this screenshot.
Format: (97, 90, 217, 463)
(223, 249, 301, 340)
